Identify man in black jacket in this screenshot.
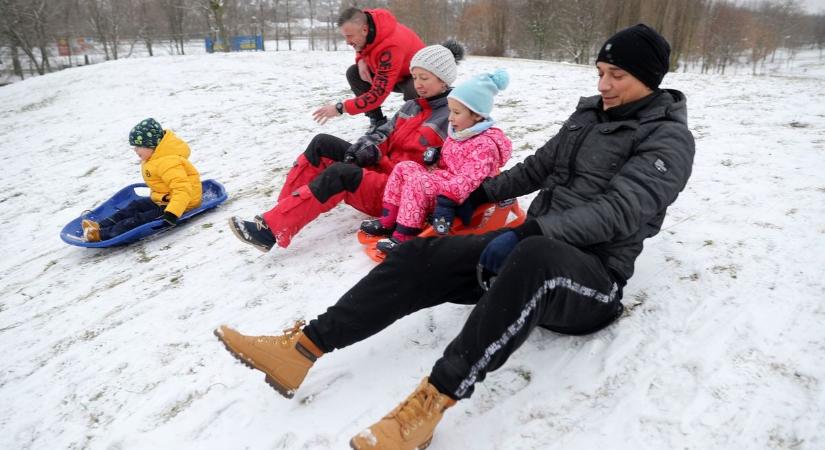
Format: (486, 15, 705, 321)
(216, 24, 695, 450)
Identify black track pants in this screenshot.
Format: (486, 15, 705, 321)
(303, 233, 624, 400)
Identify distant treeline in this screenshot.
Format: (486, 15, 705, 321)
(2, 0, 824, 80)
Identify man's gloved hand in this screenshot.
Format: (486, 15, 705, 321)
(456, 184, 491, 225)
(478, 231, 519, 275)
(162, 211, 179, 226)
(476, 220, 543, 290)
(432, 195, 457, 235)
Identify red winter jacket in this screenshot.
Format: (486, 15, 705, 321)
(351, 93, 451, 176)
(343, 9, 425, 115)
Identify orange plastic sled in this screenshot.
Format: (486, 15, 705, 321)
(357, 199, 527, 262)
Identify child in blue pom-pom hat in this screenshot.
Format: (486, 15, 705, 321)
(360, 69, 513, 253)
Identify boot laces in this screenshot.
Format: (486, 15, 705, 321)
(279, 319, 306, 346)
(392, 384, 440, 437)
(253, 320, 305, 346)
(253, 215, 270, 231)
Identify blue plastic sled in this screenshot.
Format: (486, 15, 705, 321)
(61, 179, 228, 248)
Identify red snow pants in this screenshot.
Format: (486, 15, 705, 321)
(262, 134, 388, 248)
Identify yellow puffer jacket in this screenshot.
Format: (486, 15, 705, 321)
(142, 130, 202, 218)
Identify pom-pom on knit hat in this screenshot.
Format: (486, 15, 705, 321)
(129, 118, 164, 148)
(448, 68, 509, 119)
(409, 39, 464, 86)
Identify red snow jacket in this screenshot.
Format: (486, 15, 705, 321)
(343, 9, 425, 115)
(351, 92, 450, 176)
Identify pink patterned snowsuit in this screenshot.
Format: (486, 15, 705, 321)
(383, 127, 512, 229)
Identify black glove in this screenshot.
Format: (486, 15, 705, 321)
(432, 195, 457, 235)
(354, 144, 380, 167)
(456, 184, 491, 225)
(478, 231, 518, 274)
(162, 211, 179, 226)
(344, 143, 358, 163)
(476, 220, 542, 290)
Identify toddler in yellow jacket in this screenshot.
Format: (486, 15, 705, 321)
(82, 118, 202, 242)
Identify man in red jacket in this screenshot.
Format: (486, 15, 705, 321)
(312, 8, 425, 131)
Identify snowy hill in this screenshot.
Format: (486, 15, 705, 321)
(1, 50, 824, 450)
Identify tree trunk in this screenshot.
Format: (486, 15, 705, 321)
(209, 0, 230, 52)
(286, 0, 292, 50)
(273, 0, 280, 50)
(11, 44, 24, 80)
(258, 0, 265, 50)
(306, 0, 313, 50)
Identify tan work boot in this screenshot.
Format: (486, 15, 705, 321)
(82, 219, 101, 242)
(350, 377, 456, 450)
(214, 320, 323, 398)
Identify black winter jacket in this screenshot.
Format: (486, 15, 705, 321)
(483, 89, 695, 284)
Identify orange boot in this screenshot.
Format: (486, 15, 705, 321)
(350, 377, 456, 450)
(214, 320, 323, 398)
(82, 219, 101, 242)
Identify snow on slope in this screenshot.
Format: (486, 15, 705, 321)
(0, 50, 824, 450)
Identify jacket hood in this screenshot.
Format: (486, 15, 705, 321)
(577, 89, 688, 126)
(484, 127, 512, 167)
(364, 9, 397, 50)
(150, 130, 190, 160)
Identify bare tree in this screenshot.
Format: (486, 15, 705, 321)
(667, 0, 704, 71)
(389, 0, 452, 45)
(258, 0, 266, 48)
(318, 0, 340, 51)
(286, 0, 292, 50)
(0, 1, 27, 79)
(307, 0, 316, 50)
(207, 0, 230, 51)
(457, 0, 508, 56)
(137, 0, 156, 56)
(815, 14, 825, 57)
(515, 0, 561, 60)
(163, 0, 188, 55)
(86, 0, 111, 60)
(556, 0, 604, 64)
(0, 0, 54, 75)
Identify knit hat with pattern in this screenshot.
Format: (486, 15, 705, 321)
(129, 118, 164, 148)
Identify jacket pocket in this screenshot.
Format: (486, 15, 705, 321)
(581, 123, 638, 173)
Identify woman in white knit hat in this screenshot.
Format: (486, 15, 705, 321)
(228, 41, 464, 252)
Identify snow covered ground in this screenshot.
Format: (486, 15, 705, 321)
(0, 50, 824, 450)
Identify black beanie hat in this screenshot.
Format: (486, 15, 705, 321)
(596, 24, 671, 89)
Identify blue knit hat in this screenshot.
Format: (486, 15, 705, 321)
(129, 118, 164, 148)
(448, 69, 509, 119)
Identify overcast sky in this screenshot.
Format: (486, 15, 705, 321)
(800, 0, 825, 13)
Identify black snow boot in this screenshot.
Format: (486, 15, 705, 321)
(228, 215, 276, 252)
(360, 219, 394, 237)
(376, 236, 401, 254)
